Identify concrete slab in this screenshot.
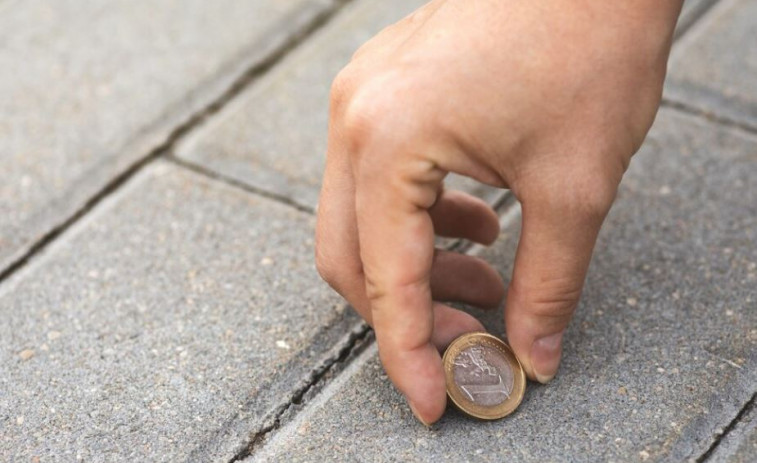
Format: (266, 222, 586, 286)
(0, 162, 359, 462)
(175, 0, 502, 210)
(677, 0, 720, 37)
(666, 0, 757, 127)
(248, 109, 757, 462)
(0, 0, 338, 273)
(707, 400, 757, 463)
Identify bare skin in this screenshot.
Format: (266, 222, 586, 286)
(315, 0, 684, 425)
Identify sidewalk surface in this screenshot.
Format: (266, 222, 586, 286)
(1, 0, 755, 461)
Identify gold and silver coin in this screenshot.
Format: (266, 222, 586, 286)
(442, 332, 526, 420)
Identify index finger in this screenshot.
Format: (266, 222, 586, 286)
(354, 149, 447, 426)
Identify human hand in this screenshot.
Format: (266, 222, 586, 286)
(316, 0, 682, 425)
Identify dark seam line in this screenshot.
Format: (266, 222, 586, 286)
(697, 391, 757, 462)
(661, 98, 757, 137)
(227, 323, 372, 463)
(165, 154, 315, 214)
(0, 0, 349, 286)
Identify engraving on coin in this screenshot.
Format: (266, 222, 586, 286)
(452, 345, 513, 407)
(443, 332, 526, 420)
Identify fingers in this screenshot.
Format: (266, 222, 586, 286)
(428, 189, 500, 245)
(505, 186, 614, 383)
(430, 303, 485, 350)
(317, 154, 504, 319)
(430, 250, 505, 309)
(353, 146, 447, 426)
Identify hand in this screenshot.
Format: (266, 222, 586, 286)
(315, 0, 682, 425)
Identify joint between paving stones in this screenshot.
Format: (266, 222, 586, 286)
(661, 98, 757, 137)
(165, 154, 315, 214)
(696, 391, 757, 462)
(0, 0, 353, 287)
(228, 322, 373, 463)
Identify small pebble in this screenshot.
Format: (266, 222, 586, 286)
(18, 349, 35, 361)
(276, 340, 291, 350)
(626, 298, 638, 307)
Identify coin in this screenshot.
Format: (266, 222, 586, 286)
(442, 332, 526, 420)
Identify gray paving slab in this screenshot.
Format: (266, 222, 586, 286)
(248, 108, 757, 462)
(0, 0, 338, 273)
(666, 0, 757, 127)
(677, 0, 720, 37)
(175, 0, 502, 210)
(708, 400, 757, 463)
(0, 162, 360, 462)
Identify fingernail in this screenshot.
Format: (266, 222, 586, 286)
(531, 332, 564, 383)
(408, 401, 432, 427)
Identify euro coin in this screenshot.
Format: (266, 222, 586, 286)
(442, 332, 526, 420)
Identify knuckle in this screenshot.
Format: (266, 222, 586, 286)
(363, 274, 388, 304)
(509, 277, 581, 324)
(329, 66, 358, 115)
(314, 236, 364, 293)
(533, 168, 618, 221)
(341, 74, 410, 152)
(314, 245, 337, 286)
(572, 179, 617, 218)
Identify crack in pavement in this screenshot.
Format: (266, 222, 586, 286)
(698, 391, 757, 462)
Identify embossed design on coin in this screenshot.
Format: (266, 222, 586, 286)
(452, 345, 513, 407)
(443, 332, 526, 420)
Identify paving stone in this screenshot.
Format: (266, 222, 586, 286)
(708, 401, 757, 463)
(0, 0, 338, 273)
(677, 0, 720, 36)
(248, 109, 757, 462)
(666, 0, 757, 127)
(0, 162, 359, 462)
(175, 0, 502, 210)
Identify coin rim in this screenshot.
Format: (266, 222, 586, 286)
(442, 332, 526, 420)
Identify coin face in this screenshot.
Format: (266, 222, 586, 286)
(443, 332, 526, 420)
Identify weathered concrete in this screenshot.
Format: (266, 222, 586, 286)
(248, 109, 757, 462)
(666, 0, 757, 127)
(707, 399, 757, 463)
(175, 0, 502, 210)
(0, 162, 359, 462)
(0, 0, 339, 273)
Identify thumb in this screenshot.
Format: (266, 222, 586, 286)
(505, 186, 614, 383)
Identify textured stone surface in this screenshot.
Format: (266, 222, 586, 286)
(677, 0, 719, 36)
(666, 0, 757, 126)
(248, 109, 757, 462)
(708, 401, 757, 463)
(0, 162, 358, 462)
(175, 0, 502, 210)
(0, 0, 337, 272)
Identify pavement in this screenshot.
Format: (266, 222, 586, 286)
(0, 0, 754, 461)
